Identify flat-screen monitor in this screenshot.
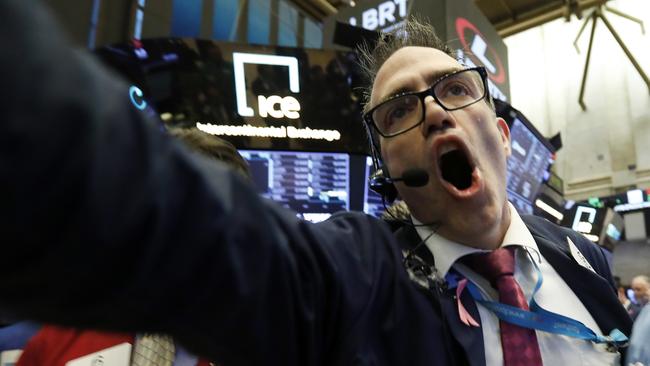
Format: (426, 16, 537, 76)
(238, 150, 383, 221)
(601, 209, 624, 250)
(239, 149, 351, 222)
(506, 117, 555, 215)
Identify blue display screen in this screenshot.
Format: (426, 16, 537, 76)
(506, 118, 554, 214)
(239, 150, 350, 222)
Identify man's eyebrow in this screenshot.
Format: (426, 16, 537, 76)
(426, 67, 464, 85)
(375, 67, 465, 106)
(376, 86, 412, 105)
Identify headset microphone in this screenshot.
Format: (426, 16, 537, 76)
(390, 168, 429, 187)
(369, 168, 429, 203)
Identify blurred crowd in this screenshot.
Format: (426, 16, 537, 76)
(616, 275, 650, 365)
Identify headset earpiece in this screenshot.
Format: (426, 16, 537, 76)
(369, 167, 398, 203)
(363, 122, 401, 203)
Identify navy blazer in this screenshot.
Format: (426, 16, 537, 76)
(0, 1, 632, 365)
(394, 215, 633, 365)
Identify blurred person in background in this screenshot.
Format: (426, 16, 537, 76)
(627, 304, 650, 366)
(380, 200, 410, 232)
(167, 127, 251, 180)
(614, 276, 632, 311)
(629, 275, 650, 321)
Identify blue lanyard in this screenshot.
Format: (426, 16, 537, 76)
(458, 250, 628, 347)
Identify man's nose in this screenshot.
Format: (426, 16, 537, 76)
(420, 95, 454, 137)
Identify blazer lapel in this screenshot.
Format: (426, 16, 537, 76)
(439, 279, 485, 366)
(533, 235, 632, 337)
(396, 225, 485, 366)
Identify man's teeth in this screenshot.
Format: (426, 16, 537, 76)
(438, 142, 459, 156)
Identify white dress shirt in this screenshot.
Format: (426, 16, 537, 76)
(413, 202, 619, 366)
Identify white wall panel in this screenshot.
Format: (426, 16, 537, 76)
(504, 0, 650, 199)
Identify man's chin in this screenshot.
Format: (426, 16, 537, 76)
(434, 202, 509, 247)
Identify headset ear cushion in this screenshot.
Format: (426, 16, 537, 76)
(369, 169, 398, 203)
(382, 184, 398, 203)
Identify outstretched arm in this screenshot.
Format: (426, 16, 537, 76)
(0, 2, 406, 365)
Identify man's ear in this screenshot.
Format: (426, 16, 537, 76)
(496, 117, 511, 157)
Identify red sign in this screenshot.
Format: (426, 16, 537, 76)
(455, 17, 506, 85)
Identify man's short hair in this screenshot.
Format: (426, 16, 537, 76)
(357, 17, 494, 113)
(357, 17, 454, 112)
(380, 200, 411, 232)
(168, 127, 251, 179)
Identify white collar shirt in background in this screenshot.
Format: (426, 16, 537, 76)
(413, 202, 619, 366)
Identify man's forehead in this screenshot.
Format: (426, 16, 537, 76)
(370, 46, 461, 105)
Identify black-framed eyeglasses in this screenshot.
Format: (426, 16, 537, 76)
(363, 67, 489, 138)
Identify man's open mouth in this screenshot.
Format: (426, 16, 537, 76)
(436, 141, 480, 197)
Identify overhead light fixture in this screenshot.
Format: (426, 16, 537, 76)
(535, 199, 564, 221)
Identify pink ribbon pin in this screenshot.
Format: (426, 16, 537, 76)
(457, 279, 480, 327)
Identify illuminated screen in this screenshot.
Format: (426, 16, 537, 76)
(95, 39, 369, 154)
(506, 118, 554, 215)
(606, 223, 621, 241)
(239, 150, 350, 222)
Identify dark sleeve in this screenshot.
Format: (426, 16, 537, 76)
(0, 1, 408, 365)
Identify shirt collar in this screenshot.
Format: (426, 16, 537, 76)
(412, 202, 540, 277)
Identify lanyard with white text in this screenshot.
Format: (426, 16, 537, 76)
(460, 254, 628, 347)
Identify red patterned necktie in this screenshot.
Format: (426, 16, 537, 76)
(463, 247, 543, 366)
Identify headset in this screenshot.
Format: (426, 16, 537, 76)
(368, 168, 399, 203)
(364, 121, 430, 190)
(362, 121, 433, 225)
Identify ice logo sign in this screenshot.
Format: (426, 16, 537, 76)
(233, 53, 301, 119)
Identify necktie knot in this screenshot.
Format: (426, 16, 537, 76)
(463, 247, 516, 287)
